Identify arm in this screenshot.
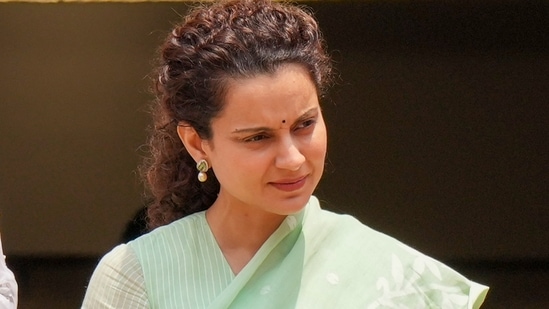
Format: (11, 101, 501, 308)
(82, 244, 149, 309)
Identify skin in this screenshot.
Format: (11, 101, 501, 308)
(178, 63, 327, 274)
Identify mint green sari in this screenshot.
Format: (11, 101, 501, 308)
(127, 196, 487, 308)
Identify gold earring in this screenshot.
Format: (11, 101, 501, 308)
(196, 159, 209, 182)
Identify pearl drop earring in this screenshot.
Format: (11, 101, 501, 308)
(196, 159, 209, 182)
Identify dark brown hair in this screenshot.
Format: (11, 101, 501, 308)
(142, 0, 332, 230)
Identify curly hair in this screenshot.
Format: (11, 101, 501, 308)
(142, 0, 333, 230)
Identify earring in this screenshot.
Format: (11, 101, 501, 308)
(196, 159, 209, 182)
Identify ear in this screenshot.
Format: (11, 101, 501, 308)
(176, 123, 208, 163)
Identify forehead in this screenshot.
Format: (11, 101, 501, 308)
(218, 64, 319, 122)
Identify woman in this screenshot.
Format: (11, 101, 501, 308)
(83, 0, 488, 308)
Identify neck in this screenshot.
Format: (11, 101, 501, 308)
(206, 200, 286, 251)
(205, 197, 286, 274)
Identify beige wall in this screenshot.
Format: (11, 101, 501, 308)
(0, 2, 547, 260)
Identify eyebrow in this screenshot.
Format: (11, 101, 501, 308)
(231, 107, 319, 134)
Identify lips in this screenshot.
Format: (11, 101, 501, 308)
(269, 175, 308, 192)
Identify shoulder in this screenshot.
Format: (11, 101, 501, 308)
(307, 197, 489, 308)
(128, 211, 206, 254)
(305, 197, 390, 248)
(88, 244, 144, 287)
(82, 244, 149, 308)
(126, 211, 214, 275)
(308, 197, 431, 254)
(95, 244, 141, 273)
(310, 199, 462, 278)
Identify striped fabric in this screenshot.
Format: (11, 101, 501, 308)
(81, 245, 148, 308)
(82, 197, 489, 308)
(82, 212, 234, 308)
(129, 212, 235, 308)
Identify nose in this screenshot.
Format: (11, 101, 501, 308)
(275, 136, 305, 171)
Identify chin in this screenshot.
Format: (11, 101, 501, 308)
(273, 193, 311, 215)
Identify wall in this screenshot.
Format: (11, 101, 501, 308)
(0, 1, 547, 260)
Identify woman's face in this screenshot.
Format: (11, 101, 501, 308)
(202, 63, 327, 216)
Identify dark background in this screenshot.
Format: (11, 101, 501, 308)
(0, 1, 547, 308)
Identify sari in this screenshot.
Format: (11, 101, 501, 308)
(82, 196, 488, 308)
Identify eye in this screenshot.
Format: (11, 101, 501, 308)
(243, 133, 270, 143)
(295, 118, 317, 131)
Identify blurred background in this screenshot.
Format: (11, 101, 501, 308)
(0, 0, 547, 308)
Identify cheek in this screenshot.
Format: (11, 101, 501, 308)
(312, 124, 328, 158)
(315, 140, 328, 164)
(210, 147, 263, 184)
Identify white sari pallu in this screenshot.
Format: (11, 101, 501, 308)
(83, 196, 488, 308)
